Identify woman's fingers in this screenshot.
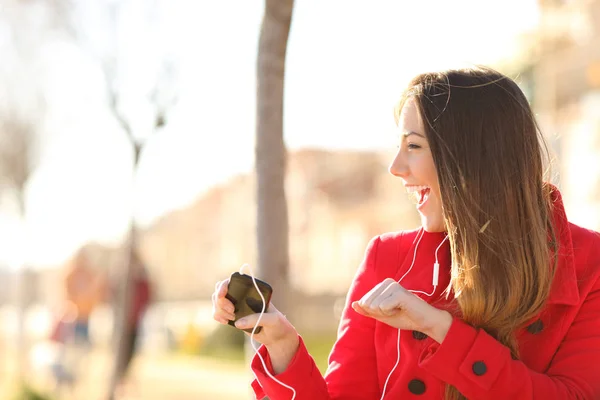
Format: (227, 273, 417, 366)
(357, 279, 397, 311)
(354, 279, 409, 317)
(369, 281, 400, 312)
(352, 279, 448, 336)
(214, 307, 235, 323)
(212, 279, 235, 323)
(351, 301, 369, 316)
(357, 278, 396, 309)
(377, 290, 406, 315)
(214, 315, 230, 325)
(213, 306, 235, 324)
(217, 279, 230, 298)
(211, 279, 228, 304)
(217, 296, 234, 314)
(211, 276, 290, 343)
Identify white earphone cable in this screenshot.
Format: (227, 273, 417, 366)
(240, 263, 297, 400)
(239, 230, 448, 400)
(379, 230, 448, 400)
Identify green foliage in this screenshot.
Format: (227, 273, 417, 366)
(197, 324, 246, 361)
(195, 323, 337, 373)
(302, 334, 337, 374)
(11, 384, 55, 400)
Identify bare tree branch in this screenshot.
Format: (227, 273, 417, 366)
(93, 3, 178, 398)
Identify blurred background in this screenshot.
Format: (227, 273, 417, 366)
(0, 0, 599, 399)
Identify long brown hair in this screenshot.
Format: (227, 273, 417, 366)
(396, 67, 558, 400)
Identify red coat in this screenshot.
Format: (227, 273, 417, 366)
(251, 190, 600, 399)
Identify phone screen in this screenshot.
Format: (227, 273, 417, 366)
(226, 272, 273, 333)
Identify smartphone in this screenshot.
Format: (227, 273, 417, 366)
(226, 272, 273, 334)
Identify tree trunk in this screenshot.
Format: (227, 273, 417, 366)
(107, 146, 141, 400)
(255, 0, 294, 314)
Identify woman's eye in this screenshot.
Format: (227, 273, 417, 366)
(407, 143, 421, 150)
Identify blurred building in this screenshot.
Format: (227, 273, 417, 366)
(139, 149, 419, 302)
(520, 0, 600, 230)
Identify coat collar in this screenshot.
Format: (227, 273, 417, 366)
(546, 187, 580, 306)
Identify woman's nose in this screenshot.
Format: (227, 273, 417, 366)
(388, 150, 409, 178)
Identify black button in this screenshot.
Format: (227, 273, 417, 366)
(472, 361, 487, 376)
(527, 319, 544, 334)
(408, 379, 426, 395)
(412, 331, 428, 340)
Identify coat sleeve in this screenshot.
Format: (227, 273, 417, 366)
(418, 275, 600, 399)
(250, 236, 383, 400)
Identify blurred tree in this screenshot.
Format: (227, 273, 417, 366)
(0, 0, 71, 382)
(255, 0, 294, 321)
(0, 106, 38, 214)
(53, 0, 177, 396)
(94, 3, 177, 399)
(0, 100, 41, 383)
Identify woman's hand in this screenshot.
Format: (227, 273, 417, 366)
(351, 278, 453, 343)
(212, 278, 299, 373)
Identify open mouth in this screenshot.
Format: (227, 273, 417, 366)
(406, 185, 431, 207)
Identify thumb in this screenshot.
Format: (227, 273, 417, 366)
(235, 303, 279, 330)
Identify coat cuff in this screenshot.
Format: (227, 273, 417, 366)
(419, 318, 510, 391)
(251, 335, 315, 399)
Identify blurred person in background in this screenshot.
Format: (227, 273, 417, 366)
(113, 249, 152, 398)
(212, 66, 600, 399)
(64, 246, 107, 347)
(49, 246, 107, 395)
(48, 300, 79, 396)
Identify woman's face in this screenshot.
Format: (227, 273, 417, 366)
(389, 98, 445, 232)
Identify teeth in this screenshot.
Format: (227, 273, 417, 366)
(405, 185, 430, 193)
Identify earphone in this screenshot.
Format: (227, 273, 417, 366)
(242, 229, 448, 400)
(240, 263, 297, 400)
(379, 229, 448, 400)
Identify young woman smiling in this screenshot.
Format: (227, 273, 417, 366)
(212, 66, 600, 400)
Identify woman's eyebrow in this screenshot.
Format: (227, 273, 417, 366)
(403, 131, 426, 138)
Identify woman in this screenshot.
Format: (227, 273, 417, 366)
(212, 67, 600, 399)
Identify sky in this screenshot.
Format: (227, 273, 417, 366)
(0, 0, 540, 267)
